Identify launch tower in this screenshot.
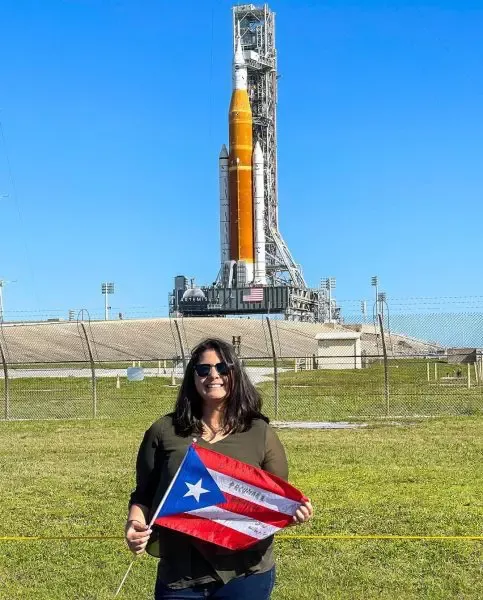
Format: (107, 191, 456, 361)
(232, 4, 305, 288)
(170, 3, 338, 322)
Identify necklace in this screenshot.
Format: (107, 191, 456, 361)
(201, 420, 226, 441)
(202, 420, 223, 434)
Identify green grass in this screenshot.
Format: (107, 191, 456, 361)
(0, 377, 178, 420)
(261, 360, 483, 420)
(0, 416, 482, 599)
(1, 360, 482, 422)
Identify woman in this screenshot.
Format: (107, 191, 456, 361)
(125, 337, 312, 599)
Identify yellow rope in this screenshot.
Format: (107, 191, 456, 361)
(0, 535, 122, 541)
(278, 535, 483, 541)
(0, 534, 481, 541)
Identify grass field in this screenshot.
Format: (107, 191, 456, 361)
(1, 359, 482, 421)
(1, 415, 482, 599)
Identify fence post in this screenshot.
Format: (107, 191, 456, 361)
(174, 320, 187, 373)
(0, 337, 9, 420)
(265, 317, 279, 420)
(427, 362, 430, 382)
(467, 363, 471, 389)
(80, 323, 97, 418)
(377, 314, 390, 416)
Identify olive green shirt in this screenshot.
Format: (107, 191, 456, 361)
(129, 413, 288, 589)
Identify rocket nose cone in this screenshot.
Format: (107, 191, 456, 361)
(253, 141, 264, 163)
(234, 37, 245, 66)
(219, 144, 229, 159)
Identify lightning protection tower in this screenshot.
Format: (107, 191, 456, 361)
(233, 4, 306, 289)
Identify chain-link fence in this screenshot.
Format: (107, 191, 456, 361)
(0, 315, 482, 421)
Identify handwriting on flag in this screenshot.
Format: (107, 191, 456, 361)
(153, 444, 307, 550)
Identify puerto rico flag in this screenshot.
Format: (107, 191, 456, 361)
(152, 444, 307, 550)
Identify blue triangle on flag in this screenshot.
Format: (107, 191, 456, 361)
(156, 446, 226, 518)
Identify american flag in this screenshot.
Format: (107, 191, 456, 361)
(242, 287, 264, 303)
(153, 444, 307, 550)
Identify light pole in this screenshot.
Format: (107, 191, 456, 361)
(0, 195, 13, 321)
(321, 277, 336, 322)
(0, 279, 16, 322)
(371, 276, 379, 314)
(361, 300, 367, 323)
(101, 282, 114, 320)
(0, 281, 4, 322)
(378, 292, 387, 321)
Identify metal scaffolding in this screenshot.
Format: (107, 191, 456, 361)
(233, 3, 306, 289)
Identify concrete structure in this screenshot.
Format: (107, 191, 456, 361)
(447, 348, 479, 364)
(315, 331, 362, 370)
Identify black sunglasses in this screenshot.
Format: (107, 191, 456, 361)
(194, 362, 230, 377)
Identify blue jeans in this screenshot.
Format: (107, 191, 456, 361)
(154, 567, 275, 599)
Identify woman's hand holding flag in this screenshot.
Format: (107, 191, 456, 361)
(125, 518, 152, 555)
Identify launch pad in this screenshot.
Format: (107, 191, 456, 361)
(170, 4, 338, 323)
(171, 276, 323, 321)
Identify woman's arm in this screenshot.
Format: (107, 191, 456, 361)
(124, 422, 163, 554)
(261, 424, 289, 480)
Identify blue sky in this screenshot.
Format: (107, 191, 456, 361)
(1, 0, 482, 323)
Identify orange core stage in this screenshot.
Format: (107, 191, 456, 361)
(228, 88, 254, 265)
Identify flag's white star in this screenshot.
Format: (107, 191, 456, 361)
(184, 479, 209, 503)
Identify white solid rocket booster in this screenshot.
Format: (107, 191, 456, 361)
(253, 141, 266, 285)
(219, 144, 230, 267)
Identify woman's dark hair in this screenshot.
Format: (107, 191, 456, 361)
(173, 337, 268, 436)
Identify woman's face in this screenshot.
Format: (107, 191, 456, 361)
(194, 349, 230, 407)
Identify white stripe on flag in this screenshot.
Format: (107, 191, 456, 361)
(207, 468, 301, 516)
(242, 288, 263, 302)
(185, 505, 280, 540)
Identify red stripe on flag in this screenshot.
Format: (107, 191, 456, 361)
(155, 513, 261, 550)
(242, 288, 264, 302)
(215, 492, 294, 528)
(195, 445, 306, 503)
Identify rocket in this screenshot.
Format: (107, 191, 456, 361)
(219, 29, 266, 287)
